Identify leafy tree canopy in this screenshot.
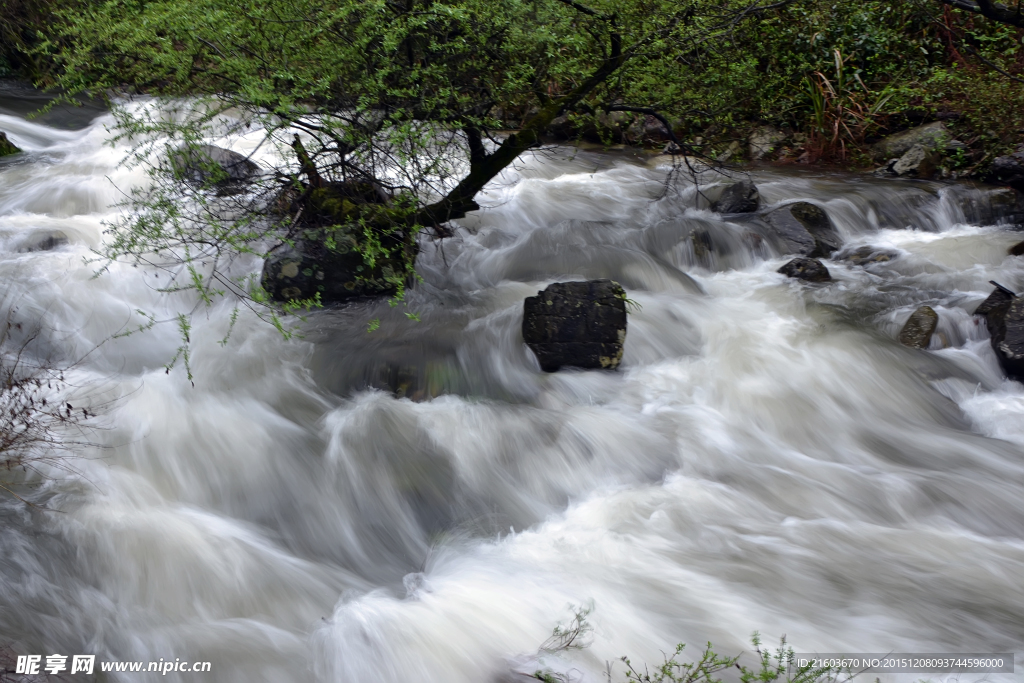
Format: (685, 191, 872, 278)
(42, 0, 785, 328)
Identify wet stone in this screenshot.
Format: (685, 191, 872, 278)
(711, 180, 759, 213)
(1009, 240, 1024, 257)
(763, 202, 840, 258)
(777, 257, 831, 283)
(0, 132, 20, 157)
(522, 280, 627, 372)
(17, 230, 68, 252)
(168, 144, 260, 192)
(690, 228, 714, 263)
(997, 297, 1024, 380)
(840, 245, 900, 266)
(898, 306, 938, 349)
(973, 287, 1024, 380)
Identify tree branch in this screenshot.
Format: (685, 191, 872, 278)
(936, 0, 1024, 26)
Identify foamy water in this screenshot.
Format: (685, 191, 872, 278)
(0, 95, 1022, 683)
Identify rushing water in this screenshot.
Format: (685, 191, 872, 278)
(1, 91, 1023, 683)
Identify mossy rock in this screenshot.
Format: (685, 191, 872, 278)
(262, 181, 414, 303)
(262, 225, 416, 303)
(0, 132, 21, 157)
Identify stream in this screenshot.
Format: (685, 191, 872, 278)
(0, 89, 1022, 683)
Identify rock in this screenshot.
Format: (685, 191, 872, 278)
(168, 144, 260, 190)
(749, 126, 784, 161)
(989, 187, 1024, 225)
(16, 231, 69, 252)
(986, 147, 1024, 192)
(973, 286, 1024, 380)
(689, 228, 714, 264)
(777, 257, 831, 282)
(641, 115, 671, 142)
(956, 186, 1024, 227)
(898, 306, 938, 348)
(763, 202, 841, 257)
(711, 180, 759, 213)
(871, 122, 951, 160)
(1010, 240, 1024, 256)
(261, 181, 414, 303)
(996, 297, 1024, 380)
(262, 229, 414, 303)
(871, 161, 899, 177)
(891, 144, 940, 178)
(0, 131, 20, 156)
(840, 245, 899, 265)
(662, 141, 682, 155)
(716, 140, 742, 162)
(546, 114, 575, 140)
(522, 280, 627, 372)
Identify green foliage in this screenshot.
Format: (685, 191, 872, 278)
(641, 0, 1023, 163)
(29, 0, 787, 365)
(620, 634, 844, 683)
(530, 607, 849, 683)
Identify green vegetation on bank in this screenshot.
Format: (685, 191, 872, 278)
(4, 0, 1021, 165)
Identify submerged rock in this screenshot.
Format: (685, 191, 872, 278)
(898, 306, 938, 348)
(973, 285, 1024, 380)
(763, 202, 841, 257)
(17, 230, 68, 252)
(956, 186, 1024, 227)
(689, 227, 714, 264)
(0, 132, 20, 156)
(777, 257, 831, 282)
(169, 144, 260, 190)
(522, 280, 627, 372)
(711, 180, 759, 213)
(840, 245, 899, 266)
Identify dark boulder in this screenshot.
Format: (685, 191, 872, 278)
(898, 306, 938, 348)
(1010, 240, 1024, 257)
(763, 202, 841, 257)
(169, 144, 260, 191)
(711, 180, 759, 213)
(956, 187, 1024, 227)
(262, 225, 415, 303)
(261, 181, 414, 303)
(17, 230, 68, 252)
(0, 132, 20, 156)
(974, 286, 1024, 380)
(986, 147, 1024, 192)
(996, 297, 1024, 380)
(522, 280, 627, 372)
(777, 257, 831, 282)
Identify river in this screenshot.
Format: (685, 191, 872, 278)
(0, 90, 1022, 683)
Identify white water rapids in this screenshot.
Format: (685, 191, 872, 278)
(1, 92, 1023, 683)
